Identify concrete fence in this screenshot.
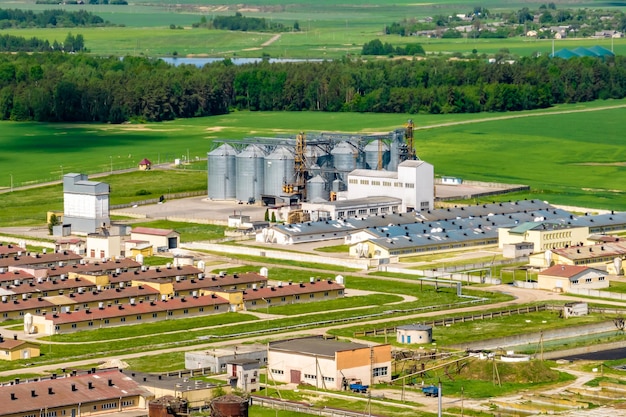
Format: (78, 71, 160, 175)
(0, 235, 55, 249)
(450, 319, 623, 351)
(567, 287, 626, 301)
(182, 242, 373, 271)
(110, 191, 206, 209)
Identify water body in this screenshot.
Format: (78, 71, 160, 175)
(557, 346, 626, 361)
(160, 57, 326, 67)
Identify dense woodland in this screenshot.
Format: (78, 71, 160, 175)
(193, 12, 297, 32)
(0, 53, 625, 122)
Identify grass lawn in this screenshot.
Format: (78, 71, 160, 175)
(314, 244, 351, 253)
(252, 294, 403, 315)
(0, 170, 207, 227)
(130, 220, 227, 242)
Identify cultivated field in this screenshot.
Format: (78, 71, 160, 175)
(0, 0, 624, 57)
(2, 100, 626, 211)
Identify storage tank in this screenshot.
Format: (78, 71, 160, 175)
(264, 146, 295, 196)
(307, 175, 329, 201)
(388, 130, 403, 171)
(331, 141, 357, 173)
(149, 396, 188, 417)
(332, 179, 345, 193)
(207, 144, 237, 199)
(210, 395, 249, 417)
(236, 145, 266, 202)
(364, 140, 389, 170)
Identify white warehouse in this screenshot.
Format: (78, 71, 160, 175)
(346, 160, 434, 212)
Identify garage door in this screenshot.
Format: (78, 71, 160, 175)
(168, 237, 177, 249)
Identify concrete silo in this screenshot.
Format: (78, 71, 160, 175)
(264, 146, 295, 196)
(236, 144, 266, 203)
(207, 144, 237, 200)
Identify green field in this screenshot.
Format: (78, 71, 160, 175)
(0, 0, 624, 58)
(3, 101, 626, 211)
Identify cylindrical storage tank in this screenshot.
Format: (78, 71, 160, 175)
(236, 145, 266, 202)
(210, 395, 249, 417)
(335, 275, 344, 285)
(331, 142, 357, 173)
(332, 179, 345, 193)
(309, 163, 321, 177)
(307, 175, 329, 202)
(207, 144, 237, 199)
(149, 396, 189, 417)
(135, 254, 144, 265)
(396, 324, 433, 344)
(264, 146, 295, 196)
(388, 130, 402, 171)
(364, 140, 389, 170)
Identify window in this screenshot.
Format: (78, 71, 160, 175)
(371, 181, 380, 186)
(572, 280, 579, 285)
(122, 400, 135, 407)
(358, 209, 367, 215)
(168, 311, 173, 316)
(383, 181, 391, 187)
(152, 313, 158, 318)
(323, 376, 334, 382)
(420, 201, 430, 210)
(369, 208, 378, 214)
(405, 183, 415, 188)
(55, 325, 60, 331)
(183, 309, 189, 315)
(360, 179, 369, 185)
(88, 321, 93, 327)
(585, 278, 592, 283)
(271, 369, 284, 375)
(348, 179, 358, 184)
(324, 292, 329, 297)
(214, 305, 220, 310)
(304, 373, 316, 380)
(104, 319, 110, 324)
(394, 182, 403, 187)
(136, 315, 142, 320)
(102, 402, 117, 410)
(337, 211, 345, 218)
(373, 366, 388, 377)
(309, 294, 315, 298)
(599, 276, 605, 281)
(199, 307, 204, 312)
(347, 210, 356, 217)
(120, 317, 126, 322)
(251, 301, 257, 306)
(338, 290, 344, 295)
(71, 323, 77, 329)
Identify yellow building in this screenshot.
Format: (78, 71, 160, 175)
(0, 335, 40, 361)
(537, 264, 609, 292)
(498, 222, 589, 253)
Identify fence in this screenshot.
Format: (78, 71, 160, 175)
(251, 396, 388, 417)
(379, 265, 502, 285)
(567, 287, 626, 301)
(353, 305, 547, 337)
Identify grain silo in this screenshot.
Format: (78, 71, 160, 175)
(235, 144, 266, 202)
(149, 396, 188, 417)
(331, 141, 357, 176)
(207, 144, 237, 199)
(264, 146, 295, 196)
(307, 174, 328, 201)
(364, 140, 390, 170)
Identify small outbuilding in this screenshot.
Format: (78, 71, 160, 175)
(0, 334, 40, 361)
(396, 324, 433, 344)
(139, 158, 152, 170)
(131, 227, 180, 252)
(227, 359, 260, 392)
(537, 264, 608, 292)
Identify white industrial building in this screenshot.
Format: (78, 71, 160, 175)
(345, 160, 434, 212)
(62, 173, 110, 235)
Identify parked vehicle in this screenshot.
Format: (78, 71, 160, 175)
(349, 383, 369, 393)
(422, 385, 439, 397)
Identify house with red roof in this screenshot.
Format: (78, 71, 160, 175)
(537, 264, 609, 292)
(139, 158, 152, 170)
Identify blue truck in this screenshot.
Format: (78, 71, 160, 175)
(422, 385, 439, 397)
(349, 383, 369, 393)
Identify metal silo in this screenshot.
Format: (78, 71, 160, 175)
(207, 143, 237, 199)
(331, 141, 357, 173)
(307, 175, 328, 202)
(264, 146, 295, 196)
(364, 140, 389, 170)
(236, 144, 265, 202)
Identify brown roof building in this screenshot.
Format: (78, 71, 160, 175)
(0, 368, 153, 417)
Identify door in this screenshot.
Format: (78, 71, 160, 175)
(290, 369, 301, 384)
(168, 237, 178, 249)
(22, 349, 30, 359)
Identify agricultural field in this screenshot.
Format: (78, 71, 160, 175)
(0, 0, 624, 58)
(2, 100, 626, 211)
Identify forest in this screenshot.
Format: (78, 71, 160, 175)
(0, 53, 625, 122)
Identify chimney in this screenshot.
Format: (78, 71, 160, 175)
(71, 384, 77, 391)
(13, 334, 17, 341)
(48, 387, 54, 395)
(31, 390, 37, 397)
(108, 379, 113, 386)
(88, 382, 94, 389)
(10, 393, 16, 400)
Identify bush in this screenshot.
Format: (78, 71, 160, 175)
(135, 189, 150, 196)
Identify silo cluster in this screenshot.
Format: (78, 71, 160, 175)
(207, 130, 402, 203)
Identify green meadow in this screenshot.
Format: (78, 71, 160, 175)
(2, 100, 626, 212)
(0, 0, 624, 58)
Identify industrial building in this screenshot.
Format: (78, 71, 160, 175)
(207, 122, 427, 209)
(62, 173, 110, 235)
(267, 336, 391, 390)
(537, 265, 609, 292)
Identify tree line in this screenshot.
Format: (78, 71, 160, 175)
(1, 53, 625, 122)
(0, 8, 111, 29)
(195, 12, 297, 33)
(361, 39, 425, 56)
(0, 32, 85, 52)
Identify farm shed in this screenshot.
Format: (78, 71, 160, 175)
(537, 264, 608, 292)
(131, 227, 180, 251)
